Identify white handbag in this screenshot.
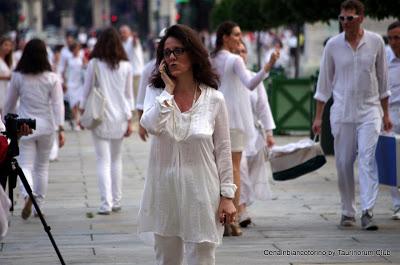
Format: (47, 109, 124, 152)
(80, 59, 106, 129)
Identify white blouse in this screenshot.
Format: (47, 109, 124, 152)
(211, 50, 268, 142)
(3, 72, 64, 138)
(81, 59, 134, 139)
(138, 85, 236, 245)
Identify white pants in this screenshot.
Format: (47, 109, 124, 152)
(154, 234, 216, 265)
(17, 134, 54, 208)
(332, 120, 381, 217)
(389, 106, 400, 208)
(91, 133, 123, 212)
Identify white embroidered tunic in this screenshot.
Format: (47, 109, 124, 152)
(138, 85, 236, 245)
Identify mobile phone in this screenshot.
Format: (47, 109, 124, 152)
(164, 64, 172, 78)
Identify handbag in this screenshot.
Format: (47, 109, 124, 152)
(80, 59, 106, 129)
(269, 136, 326, 181)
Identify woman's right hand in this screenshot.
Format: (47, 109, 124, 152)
(159, 60, 175, 94)
(264, 48, 280, 73)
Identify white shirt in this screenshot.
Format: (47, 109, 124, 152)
(122, 37, 144, 76)
(139, 85, 236, 244)
(81, 59, 134, 139)
(314, 30, 390, 124)
(3, 72, 64, 137)
(136, 59, 155, 110)
(211, 50, 268, 140)
(387, 48, 400, 106)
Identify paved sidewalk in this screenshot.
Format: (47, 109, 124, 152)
(1, 130, 399, 265)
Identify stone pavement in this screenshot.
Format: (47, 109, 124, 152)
(0, 130, 399, 265)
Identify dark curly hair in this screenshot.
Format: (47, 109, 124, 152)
(150, 24, 219, 89)
(15, 38, 51, 74)
(90, 27, 128, 70)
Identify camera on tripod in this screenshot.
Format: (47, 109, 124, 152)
(4, 113, 36, 137)
(0, 114, 65, 264)
(3, 113, 36, 158)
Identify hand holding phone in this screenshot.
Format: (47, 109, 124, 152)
(159, 60, 176, 94)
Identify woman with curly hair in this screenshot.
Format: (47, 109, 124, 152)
(138, 24, 236, 265)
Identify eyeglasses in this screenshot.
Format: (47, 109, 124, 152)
(163, 47, 186, 58)
(338, 15, 359, 22)
(388, 35, 400, 41)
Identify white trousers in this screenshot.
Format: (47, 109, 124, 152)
(389, 106, 400, 208)
(331, 120, 381, 217)
(91, 133, 123, 212)
(154, 234, 216, 265)
(17, 134, 54, 208)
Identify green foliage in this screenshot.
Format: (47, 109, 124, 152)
(364, 0, 400, 20)
(211, 0, 400, 31)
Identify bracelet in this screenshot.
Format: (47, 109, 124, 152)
(58, 127, 64, 132)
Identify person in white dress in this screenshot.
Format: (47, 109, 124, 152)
(211, 21, 279, 236)
(64, 42, 87, 130)
(0, 36, 13, 116)
(3, 38, 65, 219)
(120, 25, 144, 103)
(80, 27, 134, 215)
(139, 24, 236, 265)
(233, 41, 277, 228)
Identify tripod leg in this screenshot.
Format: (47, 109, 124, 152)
(12, 159, 66, 265)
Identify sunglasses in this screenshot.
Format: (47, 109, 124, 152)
(388, 35, 400, 41)
(163, 47, 186, 58)
(338, 15, 359, 22)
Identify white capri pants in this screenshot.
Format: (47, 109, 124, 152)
(17, 133, 54, 207)
(154, 234, 216, 265)
(91, 133, 123, 212)
(331, 120, 381, 217)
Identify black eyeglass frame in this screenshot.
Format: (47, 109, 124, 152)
(163, 47, 186, 58)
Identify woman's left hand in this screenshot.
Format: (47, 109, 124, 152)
(218, 197, 237, 224)
(124, 121, 133, 137)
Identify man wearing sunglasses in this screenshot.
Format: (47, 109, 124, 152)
(386, 21, 400, 221)
(312, 0, 392, 231)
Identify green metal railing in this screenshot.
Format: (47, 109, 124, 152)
(266, 73, 316, 135)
